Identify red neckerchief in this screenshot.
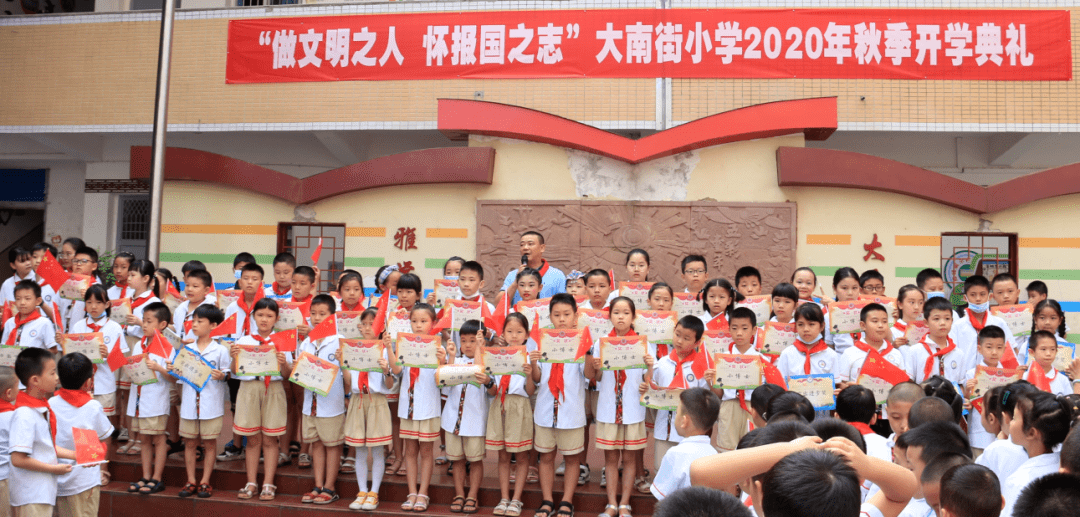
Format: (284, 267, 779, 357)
(793, 339, 828, 374)
(461, 294, 484, 304)
(55, 388, 93, 407)
(498, 373, 512, 404)
(609, 328, 636, 423)
(409, 366, 421, 393)
(850, 422, 875, 435)
(0, 399, 14, 413)
(655, 343, 669, 359)
(271, 282, 290, 296)
(966, 309, 987, 332)
(537, 260, 550, 277)
(921, 336, 957, 380)
(727, 341, 756, 412)
(548, 363, 565, 401)
(893, 320, 907, 333)
(16, 391, 56, 443)
(85, 315, 106, 333)
(5, 311, 41, 346)
(341, 301, 363, 312)
(131, 291, 154, 311)
(854, 339, 894, 360)
(236, 289, 265, 336)
(666, 345, 708, 389)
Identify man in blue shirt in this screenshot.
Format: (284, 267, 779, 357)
(499, 231, 566, 304)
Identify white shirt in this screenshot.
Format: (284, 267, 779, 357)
(652, 355, 709, 442)
(349, 346, 393, 396)
(1001, 451, 1060, 517)
(9, 405, 58, 507)
(962, 363, 998, 449)
(447, 294, 495, 352)
(976, 438, 1029, 484)
(232, 334, 289, 382)
(124, 291, 161, 339)
(125, 338, 172, 418)
(775, 341, 838, 379)
(533, 361, 588, 429)
(223, 298, 261, 339)
(398, 363, 441, 421)
(299, 334, 346, 418)
(951, 312, 1016, 371)
(178, 340, 231, 421)
(264, 284, 292, 301)
(863, 432, 891, 462)
(0, 272, 57, 307)
(905, 337, 965, 383)
(50, 396, 114, 497)
(837, 341, 906, 383)
(106, 284, 134, 303)
(649, 435, 715, 500)
(897, 498, 931, 517)
(70, 315, 127, 396)
(1, 314, 56, 351)
(1042, 366, 1072, 396)
(172, 298, 214, 341)
(440, 356, 490, 436)
(592, 339, 647, 425)
(0, 410, 13, 481)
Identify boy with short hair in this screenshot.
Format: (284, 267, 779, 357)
(51, 353, 114, 517)
(62, 247, 102, 327)
(837, 303, 907, 384)
(860, 269, 886, 297)
(680, 255, 708, 299)
(125, 302, 173, 495)
(0, 366, 20, 513)
(961, 326, 1009, 452)
(582, 269, 613, 311)
(893, 421, 971, 517)
(710, 307, 758, 452)
(644, 315, 710, 473)
(231, 252, 257, 289)
(29, 243, 57, 274)
(1013, 472, 1080, 517)
(918, 452, 972, 516)
(297, 294, 345, 505)
(173, 269, 214, 340)
(950, 275, 1015, 367)
(836, 385, 890, 461)
(442, 320, 489, 513)
(449, 261, 495, 351)
(1, 247, 55, 306)
(650, 387, 720, 501)
(1025, 281, 1048, 306)
(224, 263, 267, 338)
(292, 266, 317, 306)
(265, 252, 296, 301)
(734, 266, 761, 298)
(990, 273, 1020, 307)
(11, 348, 77, 517)
(915, 269, 946, 298)
(906, 297, 965, 383)
(181, 260, 212, 299)
(2, 280, 57, 352)
(939, 464, 1004, 517)
(885, 382, 925, 449)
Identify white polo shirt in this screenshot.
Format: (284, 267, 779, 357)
(591, 339, 646, 426)
(398, 364, 441, 421)
(124, 291, 161, 340)
(223, 298, 263, 339)
(440, 356, 490, 436)
(1001, 452, 1060, 517)
(0, 410, 13, 481)
(49, 396, 114, 497)
(298, 334, 345, 418)
(652, 355, 709, 442)
(1, 315, 56, 351)
(975, 438, 1028, 484)
(649, 435, 716, 500)
(349, 346, 394, 396)
(905, 337, 965, 383)
(775, 342, 838, 380)
(106, 284, 133, 303)
(178, 341, 231, 421)
(9, 405, 58, 507)
(0, 272, 57, 306)
(125, 339, 172, 419)
(837, 342, 906, 383)
(70, 315, 127, 396)
(172, 298, 214, 341)
(533, 361, 587, 430)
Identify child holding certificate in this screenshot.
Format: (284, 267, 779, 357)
(441, 320, 490, 514)
(590, 297, 647, 517)
(698, 278, 736, 331)
(343, 307, 394, 511)
(50, 353, 114, 517)
(775, 303, 837, 381)
(296, 295, 346, 505)
(890, 285, 925, 349)
(823, 268, 862, 355)
(172, 270, 214, 341)
(485, 312, 535, 517)
(951, 275, 1015, 363)
(223, 263, 266, 338)
(289, 266, 317, 467)
(960, 326, 1011, 454)
(175, 304, 231, 499)
(1024, 331, 1072, 396)
(231, 297, 292, 501)
(3, 280, 57, 353)
(906, 297, 965, 384)
(122, 260, 161, 347)
(124, 302, 173, 495)
(1017, 300, 1071, 364)
(706, 307, 760, 452)
(837, 303, 907, 385)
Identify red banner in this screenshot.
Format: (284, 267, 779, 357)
(226, 9, 1071, 84)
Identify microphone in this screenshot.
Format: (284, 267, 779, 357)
(521, 254, 529, 266)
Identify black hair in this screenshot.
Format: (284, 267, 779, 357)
(253, 297, 279, 316)
(920, 452, 971, 485)
(549, 293, 577, 314)
(963, 274, 990, 295)
(836, 385, 877, 425)
(653, 486, 752, 517)
(991, 272, 1018, 289)
(859, 269, 885, 287)
(940, 464, 1003, 517)
(61, 237, 86, 254)
(676, 315, 705, 342)
(459, 319, 486, 338)
(760, 450, 860, 517)
(831, 267, 859, 288)
(129, 259, 159, 296)
(608, 296, 637, 322)
(32, 242, 57, 259)
(409, 302, 437, 323)
(15, 347, 54, 385)
(516, 268, 542, 286)
(766, 391, 816, 423)
(977, 325, 1006, 344)
(1032, 300, 1068, 338)
(735, 266, 761, 285)
(647, 282, 674, 302)
(233, 252, 256, 268)
(311, 294, 337, 314)
(728, 307, 757, 328)
(737, 428, 762, 450)
(156, 268, 181, 295)
(681, 254, 707, 273)
(793, 303, 825, 337)
(521, 231, 545, 244)
(181, 260, 207, 275)
(57, 353, 94, 390)
(1001, 380, 1038, 418)
(1062, 427, 1080, 474)
(112, 251, 136, 268)
(757, 420, 817, 445)
(584, 269, 611, 287)
(790, 267, 817, 289)
(896, 284, 924, 316)
(143, 301, 171, 326)
(917, 376, 963, 425)
(8, 247, 31, 264)
(895, 421, 972, 463)
(293, 266, 317, 284)
(503, 312, 530, 335)
(1029, 329, 1060, 352)
(460, 260, 484, 280)
(887, 381, 925, 406)
(13, 279, 41, 299)
(443, 256, 466, 275)
(679, 387, 722, 432)
(336, 272, 364, 294)
(193, 304, 225, 325)
(360, 307, 378, 321)
(770, 282, 800, 306)
(923, 296, 954, 320)
(240, 262, 264, 279)
(916, 268, 943, 290)
(750, 383, 785, 417)
(1026, 280, 1048, 296)
(1016, 391, 1074, 452)
(84, 285, 110, 318)
(1013, 472, 1080, 517)
(811, 418, 866, 453)
(74, 246, 101, 281)
(272, 252, 296, 268)
(859, 302, 888, 322)
(701, 278, 738, 316)
(625, 248, 650, 266)
(984, 386, 1006, 423)
(186, 269, 213, 289)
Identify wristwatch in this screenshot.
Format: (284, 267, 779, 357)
(484, 378, 496, 389)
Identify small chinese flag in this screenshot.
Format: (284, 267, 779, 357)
(575, 326, 592, 360)
(608, 269, 616, 289)
(73, 427, 107, 466)
(37, 251, 69, 291)
(530, 313, 542, 347)
(2, 301, 12, 325)
(971, 396, 986, 416)
(209, 313, 238, 338)
(370, 291, 392, 337)
(484, 292, 509, 334)
(1000, 344, 1020, 370)
(1027, 361, 1052, 392)
(308, 315, 337, 341)
(106, 340, 127, 372)
(269, 328, 298, 353)
(311, 238, 323, 265)
(858, 350, 910, 386)
(167, 281, 183, 301)
(706, 313, 729, 332)
(762, 360, 787, 389)
(431, 309, 453, 335)
(52, 301, 64, 334)
(145, 330, 170, 359)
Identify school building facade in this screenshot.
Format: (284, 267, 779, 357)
(2, 1, 1080, 327)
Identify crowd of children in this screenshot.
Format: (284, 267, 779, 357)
(1, 231, 1080, 517)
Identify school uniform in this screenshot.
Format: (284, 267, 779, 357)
(0, 402, 15, 512)
(649, 435, 715, 500)
(533, 359, 588, 456)
(440, 356, 490, 462)
(500, 259, 567, 305)
(961, 361, 1000, 450)
(2, 312, 57, 351)
(51, 391, 113, 517)
(592, 332, 647, 451)
(651, 349, 710, 470)
(264, 282, 292, 302)
(344, 347, 393, 448)
(1000, 451, 1060, 517)
(70, 315, 127, 415)
(951, 310, 1016, 371)
(178, 340, 231, 440)
(60, 276, 102, 333)
(231, 334, 290, 437)
(172, 297, 214, 341)
(716, 342, 759, 452)
(0, 272, 57, 307)
(223, 294, 264, 339)
(298, 334, 346, 447)
(10, 397, 59, 516)
(106, 283, 133, 303)
(398, 356, 442, 442)
(486, 347, 535, 453)
(1037, 366, 1072, 396)
(975, 438, 1028, 484)
(836, 340, 906, 383)
(861, 429, 891, 462)
(446, 293, 495, 353)
(123, 291, 161, 344)
(1016, 335, 1072, 367)
(775, 340, 838, 380)
(905, 336, 965, 383)
(896, 499, 931, 517)
(125, 337, 173, 434)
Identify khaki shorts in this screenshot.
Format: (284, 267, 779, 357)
(302, 413, 346, 446)
(595, 421, 647, 450)
(116, 367, 130, 391)
(344, 393, 392, 447)
(12, 504, 52, 517)
(232, 380, 287, 437)
(130, 415, 168, 435)
(56, 486, 98, 517)
(445, 434, 485, 462)
(655, 439, 677, 471)
(486, 394, 534, 452)
(716, 398, 751, 452)
(534, 425, 585, 455)
(180, 417, 223, 440)
(93, 393, 116, 417)
(399, 417, 441, 442)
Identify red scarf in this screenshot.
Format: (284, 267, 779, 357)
(0, 399, 14, 413)
(409, 367, 421, 394)
(55, 388, 93, 407)
(548, 363, 566, 401)
(921, 336, 957, 380)
(893, 320, 907, 333)
(341, 301, 363, 312)
(16, 392, 56, 443)
(85, 315, 105, 333)
(236, 289, 265, 336)
(850, 422, 875, 435)
(5, 311, 41, 346)
(854, 339, 894, 360)
(793, 339, 828, 375)
(271, 282, 290, 296)
(498, 374, 512, 404)
(130, 292, 154, 311)
(609, 328, 636, 422)
(966, 309, 987, 332)
(666, 346, 709, 389)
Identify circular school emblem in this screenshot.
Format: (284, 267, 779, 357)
(951, 361, 957, 370)
(210, 360, 218, 368)
(686, 373, 696, 382)
(44, 295, 52, 303)
(104, 336, 112, 344)
(818, 360, 827, 369)
(29, 330, 37, 338)
(329, 353, 337, 362)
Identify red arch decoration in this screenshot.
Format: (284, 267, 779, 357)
(130, 146, 496, 204)
(438, 98, 837, 164)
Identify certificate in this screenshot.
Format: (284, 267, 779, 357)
(386, 309, 413, 340)
(0, 345, 25, 367)
(515, 298, 552, 330)
(1054, 342, 1076, 372)
(433, 279, 460, 309)
(672, 292, 699, 320)
(577, 308, 613, 339)
(990, 304, 1034, 337)
(598, 335, 648, 371)
(859, 295, 898, 325)
(537, 328, 590, 364)
(275, 302, 307, 332)
(335, 311, 365, 339)
(235, 345, 280, 377)
(108, 299, 131, 327)
(446, 299, 482, 333)
(701, 329, 735, 356)
(170, 347, 214, 392)
(713, 354, 763, 390)
(787, 374, 836, 410)
(634, 311, 677, 346)
(124, 354, 158, 386)
(479, 345, 528, 377)
(761, 322, 797, 356)
(289, 351, 340, 397)
(640, 383, 683, 411)
(828, 301, 871, 335)
(215, 289, 242, 311)
(971, 365, 1021, 400)
(339, 339, 386, 373)
(904, 321, 930, 345)
(737, 295, 772, 327)
(394, 333, 440, 369)
(58, 275, 91, 301)
(162, 328, 186, 351)
(62, 332, 104, 363)
(163, 288, 184, 312)
(855, 374, 892, 405)
(435, 363, 482, 388)
(618, 282, 654, 310)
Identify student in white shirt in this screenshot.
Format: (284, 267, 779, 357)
(889, 285, 925, 352)
(822, 268, 863, 355)
(961, 326, 1011, 452)
(938, 463, 1005, 517)
(125, 302, 173, 495)
(906, 297, 965, 384)
(975, 383, 1034, 484)
(343, 307, 393, 511)
(644, 316, 709, 474)
(0, 247, 57, 307)
(1024, 331, 1073, 396)
(837, 303, 907, 384)
(1000, 391, 1074, 517)
(297, 295, 347, 506)
(59, 247, 105, 332)
(223, 264, 267, 339)
(949, 275, 1016, 371)
(1016, 299, 1072, 364)
(775, 303, 837, 382)
(893, 421, 972, 517)
(123, 260, 162, 348)
(105, 252, 136, 302)
(0, 366, 19, 512)
(709, 307, 760, 452)
(441, 320, 490, 514)
(917, 453, 972, 517)
(2, 280, 57, 353)
(51, 353, 115, 517)
(172, 269, 214, 341)
(836, 386, 891, 462)
(264, 252, 295, 302)
(650, 387, 720, 501)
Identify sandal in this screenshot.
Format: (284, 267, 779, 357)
(413, 494, 430, 512)
(507, 500, 524, 517)
(401, 493, 418, 511)
(535, 500, 555, 517)
(396, 465, 407, 476)
(599, 505, 618, 517)
(147, 479, 166, 494)
(463, 498, 479, 514)
(302, 488, 322, 504)
(618, 505, 632, 517)
(450, 496, 465, 513)
(197, 483, 212, 498)
(314, 488, 339, 505)
(128, 478, 148, 493)
(635, 476, 652, 494)
(527, 466, 539, 484)
(435, 456, 449, 466)
(178, 483, 198, 498)
(116, 441, 133, 455)
(494, 499, 511, 516)
(126, 440, 142, 455)
(259, 484, 277, 501)
(238, 482, 258, 500)
(340, 456, 356, 474)
(298, 453, 312, 469)
(556, 501, 574, 517)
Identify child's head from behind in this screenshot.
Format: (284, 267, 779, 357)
(672, 316, 704, 357)
(897, 421, 972, 487)
(810, 418, 865, 454)
(0, 366, 18, 403)
(1013, 472, 1080, 517)
(291, 266, 317, 299)
(653, 486, 752, 517)
(940, 464, 1003, 517)
(501, 312, 529, 346)
(980, 386, 1006, 436)
(1000, 380, 1038, 436)
(675, 387, 721, 437)
(192, 304, 224, 337)
(458, 319, 485, 358)
(12, 280, 42, 315)
(886, 381, 925, 435)
(766, 391, 815, 424)
(1011, 391, 1073, 454)
(141, 302, 171, 335)
(923, 297, 954, 337)
(548, 294, 577, 330)
(835, 385, 877, 425)
(920, 453, 972, 514)
(1061, 426, 1080, 475)
(760, 449, 859, 517)
(918, 376, 963, 425)
(15, 348, 57, 396)
(1028, 330, 1060, 370)
(309, 294, 337, 327)
(793, 303, 825, 343)
(749, 383, 785, 428)
(57, 353, 95, 391)
(977, 325, 1007, 366)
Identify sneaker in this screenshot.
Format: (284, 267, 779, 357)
(600, 469, 607, 487)
(349, 496, 365, 510)
(361, 492, 379, 511)
(217, 444, 244, 462)
(578, 464, 590, 486)
(117, 428, 130, 442)
(555, 461, 566, 476)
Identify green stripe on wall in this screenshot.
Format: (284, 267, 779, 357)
(425, 258, 445, 269)
(810, 266, 841, 278)
(160, 253, 275, 264)
(895, 267, 929, 278)
(344, 257, 385, 268)
(1019, 270, 1080, 281)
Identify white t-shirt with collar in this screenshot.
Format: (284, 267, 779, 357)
(837, 341, 906, 383)
(1001, 451, 1060, 517)
(651, 355, 709, 442)
(649, 435, 715, 500)
(299, 334, 346, 418)
(125, 339, 173, 419)
(232, 334, 290, 382)
(1, 315, 57, 351)
(975, 438, 1028, 484)
(9, 405, 58, 507)
(533, 361, 587, 430)
(70, 315, 127, 396)
(775, 342, 838, 379)
(591, 339, 647, 425)
(178, 340, 232, 421)
(0, 410, 13, 481)
(905, 337, 966, 383)
(124, 291, 161, 340)
(49, 396, 114, 497)
(172, 298, 214, 340)
(223, 299, 262, 339)
(440, 356, 490, 436)
(0, 272, 57, 307)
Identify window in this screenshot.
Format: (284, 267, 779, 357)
(277, 223, 346, 294)
(116, 195, 150, 259)
(940, 232, 1018, 304)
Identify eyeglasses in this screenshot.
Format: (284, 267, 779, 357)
(684, 269, 707, 275)
(863, 286, 886, 294)
(72, 259, 93, 266)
